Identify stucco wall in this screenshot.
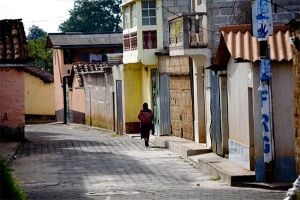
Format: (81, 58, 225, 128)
(25, 72, 55, 115)
(124, 64, 142, 123)
(227, 59, 253, 169)
(253, 62, 296, 181)
(53, 49, 65, 120)
(0, 67, 24, 140)
(69, 76, 85, 123)
(84, 71, 114, 129)
(53, 49, 72, 121)
(227, 59, 252, 145)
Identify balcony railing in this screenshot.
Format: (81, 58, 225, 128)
(169, 13, 208, 50)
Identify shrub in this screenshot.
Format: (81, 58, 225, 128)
(0, 159, 26, 200)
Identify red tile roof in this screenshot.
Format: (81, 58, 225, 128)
(69, 63, 108, 87)
(219, 24, 293, 62)
(0, 19, 28, 63)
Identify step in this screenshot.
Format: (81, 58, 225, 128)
(190, 153, 256, 186)
(153, 135, 211, 158)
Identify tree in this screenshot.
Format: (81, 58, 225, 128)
(59, 0, 122, 33)
(27, 25, 47, 40)
(27, 25, 53, 73)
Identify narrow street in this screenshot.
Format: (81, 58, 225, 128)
(12, 124, 285, 200)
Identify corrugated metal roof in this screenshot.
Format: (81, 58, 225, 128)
(47, 33, 123, 48)
(219, 24, 293, 62)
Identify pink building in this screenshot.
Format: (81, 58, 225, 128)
(0, 19, 29, 141)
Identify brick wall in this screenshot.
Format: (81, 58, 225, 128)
(0, 67, 25, 141)
(159, 55, 193, 140)
(293, 24, 300, 173)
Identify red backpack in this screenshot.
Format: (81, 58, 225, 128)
(138, 111, 153, 124)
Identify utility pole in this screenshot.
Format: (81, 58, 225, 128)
(252, 0, 274, 183)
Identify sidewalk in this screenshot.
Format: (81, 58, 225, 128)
(124, 133, 256, 186)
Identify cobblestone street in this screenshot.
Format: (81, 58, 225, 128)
(11, 124, 286, 200)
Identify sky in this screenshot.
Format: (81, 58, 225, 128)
(0, 0, 75, 34)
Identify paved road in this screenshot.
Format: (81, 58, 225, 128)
(12, 124, 285, 200)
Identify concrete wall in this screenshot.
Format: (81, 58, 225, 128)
(227, 58, 253, 170)
(25, 72, 55, 116)
(253, 61, 296, 181)
(0, 67, 24, 141)
(69, 76, 85, 124)
(84, 71, 114, 129)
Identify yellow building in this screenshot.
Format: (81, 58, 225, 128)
(24, 67, 55, 123)
(120, 0, 164, 133)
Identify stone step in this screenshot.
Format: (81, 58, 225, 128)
(190, 153, 256, 186)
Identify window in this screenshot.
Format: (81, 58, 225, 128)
(197, 0, 202, 5)
(63, 49, 74, 64)
(123, 34, 130, 51)
(142, 0, 156, 26)
(131, 3, 137, 27)
(130, 32, 137, 50)
(124, 7, 130, 29)
(143, 31, 157, 49)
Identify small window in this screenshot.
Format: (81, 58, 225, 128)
(143, 31, 157, 49)
(197, 0, 202, 5)
(142, 0, 156, 26)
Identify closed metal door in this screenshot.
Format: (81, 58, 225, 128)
(210, 72, 222, 155)
(116, 80, 123, 134)
(152, 69, 160, 135)
(160, 74, 171, 135)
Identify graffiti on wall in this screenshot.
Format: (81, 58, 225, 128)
(2, 112, 8, 123)
(259, 58, 274, 163)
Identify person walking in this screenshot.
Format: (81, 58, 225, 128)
(138, 103, 154, 147)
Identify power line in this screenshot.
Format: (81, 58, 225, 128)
(226, 0, 238, 27)
(265, 0, 300, 15)
(24, 15, 69, 24)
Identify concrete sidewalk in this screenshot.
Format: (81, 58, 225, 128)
(140, 134, 256, 186)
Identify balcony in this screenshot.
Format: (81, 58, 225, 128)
(169, 13, 209, 57)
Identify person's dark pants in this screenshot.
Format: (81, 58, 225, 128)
(140, 123, 151, 147)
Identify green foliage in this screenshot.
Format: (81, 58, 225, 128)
(27, 25, 47, 40)
(210, 175, 221, 181)
(27, 36, 53, 73)
(0, 159, 26, 200)
(59, 0, 122, 33)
